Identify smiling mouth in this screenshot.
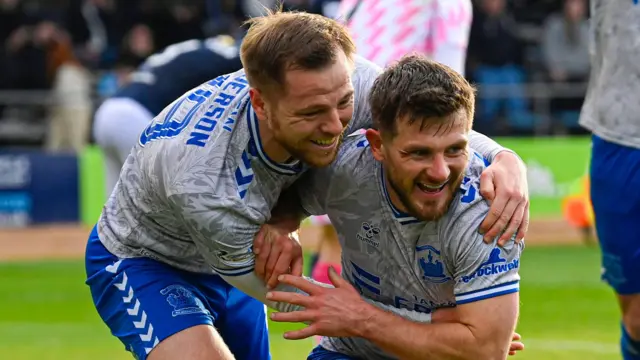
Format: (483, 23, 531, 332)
(416, 181, 448, 194)
(311, 138, 337, 148)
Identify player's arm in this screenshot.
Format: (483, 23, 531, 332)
(350, 200, 522, 359)
(252, 159, 339, 285)
(354, 291, 518, 360)
(169, 191, 315, 313)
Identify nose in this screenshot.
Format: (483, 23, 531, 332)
(426, 154, 450, 184)
(320, 109, 346, 137)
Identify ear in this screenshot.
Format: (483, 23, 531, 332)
(249, 88, 267, 120)
(365, 129, 385, 162)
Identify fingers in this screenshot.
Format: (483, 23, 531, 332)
(253, 227, 271, 280)
(484, 197, 519, 244)
(497, 201, 525, 246)
(266, 245, 295, 289)
(283, 325, 318, 340)
(270, 309, 316, 323)
(272, 274, 323, 295)
(266, 290, 314, 307)
(290, 251, 304, 277)
(479, 194, 507, 241)
(479, 170, 496, 203)
(512, 332, 522, 341)
(509, 341, 524, 353)
(515, 204, 530, 243)
(327, 266, 346, 288)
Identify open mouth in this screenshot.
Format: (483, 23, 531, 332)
(310, 138, 337, 148)
(416, 181, 448, 194)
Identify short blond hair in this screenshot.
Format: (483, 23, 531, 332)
(240, 10, 356, 95)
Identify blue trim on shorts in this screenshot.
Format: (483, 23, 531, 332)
(85, 225, 270, 359)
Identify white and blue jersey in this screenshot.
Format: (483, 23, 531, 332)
(87, 48, 509, 359)
(298, 134, 524, 359)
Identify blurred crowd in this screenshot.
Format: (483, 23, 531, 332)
(0, 0, 591, 151)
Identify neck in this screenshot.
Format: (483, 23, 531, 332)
(383, 167, 410, 214)
(256, 112, 292, 163)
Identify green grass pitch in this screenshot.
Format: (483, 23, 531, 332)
(0, 245, 620, 359)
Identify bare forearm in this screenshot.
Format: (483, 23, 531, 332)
(355, 304, 508, 360)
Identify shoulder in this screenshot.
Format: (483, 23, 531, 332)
(137, 71, 252, 193)
(441, 149, 491, 232)
(330, 133, 375, 175)
(352, 55, 382, 90)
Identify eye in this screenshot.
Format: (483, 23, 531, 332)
(411, 150, 429, 157)
(446, 146, 464, 155)
(338, 96, 354, 109)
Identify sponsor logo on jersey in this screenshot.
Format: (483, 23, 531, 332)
(416, 245, 451, 284)
(356, 222, 380, 248)
(460, 248, 519, 284)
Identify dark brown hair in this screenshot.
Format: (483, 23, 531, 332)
(369, 54, 476, 137)
(240, 10, 356, 95)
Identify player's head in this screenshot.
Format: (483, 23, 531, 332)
(241, 10, 356, 168)
(366, 54, 476, 221)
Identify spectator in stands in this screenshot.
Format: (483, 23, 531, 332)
(41, 21, 93, 153)
(153, 1, 205, 50)
(119, 23, 154, 68)
(542, 0, 589, 127)
(467, 0, 532, 132)
(64, 0, 134, 69)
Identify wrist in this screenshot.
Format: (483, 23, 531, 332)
(351, 300, 382, 338)
(494, 150, 524, 167)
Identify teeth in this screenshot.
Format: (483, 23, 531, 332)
(418, 181, 447, 192)
(312, 138, 335, 146)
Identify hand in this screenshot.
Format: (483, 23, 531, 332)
(253, 224, 303, 289)
(479, 151, 529, 246)
(509, 332, 524, 356)
(267, 267, 372, 339)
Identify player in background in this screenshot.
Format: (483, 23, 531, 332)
(85, 11, 528, 360)
(263, 54, 523, 360)
(92, 35, 242, 198)
(338, 0, 472, 74)
(579, 1, 640, 359)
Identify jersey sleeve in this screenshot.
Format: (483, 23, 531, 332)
(468, 130, 508, 163)
(168, 193, 260, 277)
(294, 169, 334, 216)
(345, 55, 382, 134)
(443, 199, 524, 305)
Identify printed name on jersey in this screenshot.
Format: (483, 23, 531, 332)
(459, 248, 520, 284)
(395, 295, 455, 314)
(139, 88, 214, 146)
(187, 75, 248, 147)
(350, 259, 454, 314)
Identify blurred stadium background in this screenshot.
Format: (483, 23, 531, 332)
(0, 0, 619, 359)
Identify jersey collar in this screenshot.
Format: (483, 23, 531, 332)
(246, 104, 303, 176)
(378, 164, 421, 225)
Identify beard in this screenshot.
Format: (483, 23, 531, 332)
(267, 110, 346, 168)
(386, 168, 465, 222)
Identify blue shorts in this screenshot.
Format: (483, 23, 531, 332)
(308, 345, 358, 360)
(590, 135, 640, 294)
(84, 226, 270, 359)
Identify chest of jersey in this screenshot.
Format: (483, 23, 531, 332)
(329, 197, 456, 315)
